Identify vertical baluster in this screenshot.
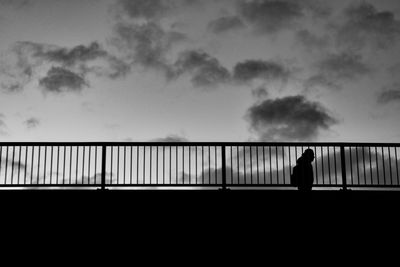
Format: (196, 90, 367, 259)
(82, 146, 85, 184)
(56, 146, 60, 185)
(237, 146, 240, 184)
(369, 147, 373, 185)
(18, 146, 22, 185)
(31, 146, 35, 184)
(37, 146, 40, 184)
(375, 147, 379, 185)
(395, 147, 399, 185)
(275, 146, 279, 184)
(382, 147, 386, 186)
(50, 146, 53, 184)
(250, 146, 253, 184)
(327, 147, 331, 185)
(269, 147, 272, 184)
(334, 147, 338, 185)
(24, 146, 28, 185)
(388, 147, 393, 186)
(355, 147, 360, 185)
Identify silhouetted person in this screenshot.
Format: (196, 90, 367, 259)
(296, 149, 315, 192)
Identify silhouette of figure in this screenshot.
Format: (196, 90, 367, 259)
(296, 149, 315, 192)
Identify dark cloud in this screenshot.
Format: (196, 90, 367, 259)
(377, 84, 400, 104)
(39, 67, 87, 93)
(151, 135, 189, 143)
(0, 0, 31, 8)
(173, 50, 231, 88)
(0, 42, 39, 92)
(32, 42, 108, 67)
(304, 74, 342, 91)
(237, 0, 304, 33)
(233, 60, 290, 83)
(252, 87, 269, 99)
(115, 0, 172, 20)
(6, 41, 130, 92)
(1, 82, 25, 93)
(112, 22, 186, 75)
(207, 16, 245, 34)
(114, 0, 201, 21)
(336, 2, 400, 50)
(316, 52, 371, 81)
(0, 114, 7, 135)
(246, 95, 338, 141)
(295, 29, 329, 51)
(388, 63, 400, 77)
(14, 41, 128, 79)
(25, 117, 40, 129)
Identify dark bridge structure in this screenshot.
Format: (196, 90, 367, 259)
(0, 142, 399, 191)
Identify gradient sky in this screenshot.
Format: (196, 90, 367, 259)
(1, 0, 400, 143)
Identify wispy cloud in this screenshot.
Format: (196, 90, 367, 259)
(112, 22, 185, 76)
(207, 15, 245, 34)
(0, 113, 7, 136)
(335, 1, 400, 50)
(295, 29, 330, 51)
(237, 0, 304, 34)
(233, 59, 291, 84)
(151, 135, 189, 143)
(377, 83, 400, 104)
(313, 52, 371, 86)
(25, 41, 108, 67)
(246, 95, 338, 141)
(173, 50, 231, 88)
(25, 117, 40, 129)
(113, 0, 173, 20)
(2, 41, 130, 93)
(236, 0, 331, 34)
(0, 0, 31, 8)
(39, 67, 87, 94)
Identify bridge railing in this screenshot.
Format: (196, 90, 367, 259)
(0, 142, 399, 190)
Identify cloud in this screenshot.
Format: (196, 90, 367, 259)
(114, 0, 172, 20)
(246, 95, 338, 141)
(0, 42, 39, 92)
(304, 74, 342, 91)
(113, 0, 201, 21)
(377, 84, 400, 104)
(207, 16, 245, 34)
(236, 0, 331, 35)
(39, 67, 87, 93)
(237, 0, 304, 34)
(30, 42, 108, 67)
(3, 41, 130, 93)
(151, 135, 189, 143)
(0, 114, 7, 136)
(336, 2, 400, 50)
(13, 41, 129, 79)
(0, 0, 31, 8)
(173, 50, 231, 88)
(233, 59, 290, 83)
(316, 52, 371, 81)
(25, 117, 40, 129)
(295, 29, 330, 51)
(112, 22, 186, 75)
(252, 87, 269, 99)
(1, 82, 25, 93)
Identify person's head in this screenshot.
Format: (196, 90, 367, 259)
(303, 149, 315, 163)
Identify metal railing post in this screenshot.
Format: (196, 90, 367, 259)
(221, 145, 228, 190)
(100, 145, 107, 191)
(340, 146, 348, 191)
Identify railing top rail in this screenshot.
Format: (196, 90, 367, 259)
(0, 142, 399, 147)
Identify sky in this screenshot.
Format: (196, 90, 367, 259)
(1, 0, 400, 143)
